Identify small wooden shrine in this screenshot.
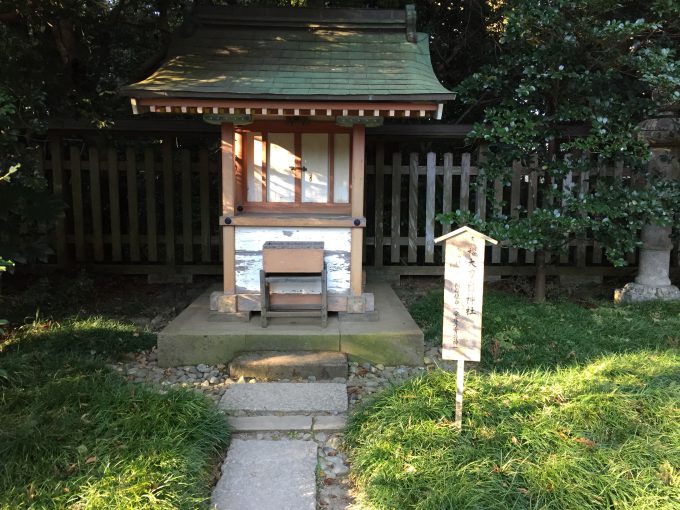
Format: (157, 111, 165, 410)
(123, 4, 453, 316)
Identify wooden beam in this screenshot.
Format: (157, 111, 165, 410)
(350, 124, 366, 296)
(221, 123, 235, 216)
(219, 214, 365, 228)
(221, 123, 236, 295)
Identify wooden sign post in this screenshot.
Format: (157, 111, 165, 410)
(435, 227, 497, 429)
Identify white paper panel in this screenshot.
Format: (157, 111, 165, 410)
(235, 227, 351, 294)
(267, 133, 296, 202)
(246, 132, 263, 202)
(333, 134, 350, 203)
(301, 133, 329, 203)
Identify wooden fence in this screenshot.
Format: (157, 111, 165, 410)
(40, 132, 680, 281)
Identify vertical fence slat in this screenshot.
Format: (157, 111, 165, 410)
(508, 161, 522, 264)
(560, 170, 573, 265)
(70, 146, 85, 260)
(525, 170, 538, 264)
(614, 160, 623, 179)
(475, 147, 487, 220)
(408, 152, 419, 263)
(162, 140, 175, 264)
(373, 143, 385, 267)
(442, 153, 453, 236)
(372, 144, 384, 265)
(181, 150, 193, 262)
(616, 161, 637, 265)
(576, 169, 590, 267)
(491, 177, 503, 263)
(126, 147, 140, 262)
(460, 153, 471, 213)
(390, 152, 401, 263)
(50, 141, 68, 266)
(199, 149, 211, 263)
(475, 173, 487, 219)
(144, 148, 158, 262)
(591, 163, 604, 263)
(88, 147, 104, 261)
(108, 147, 122, 262)
(425, 152, 436, 263)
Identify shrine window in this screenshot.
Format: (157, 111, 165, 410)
(238, 126, 351, 212)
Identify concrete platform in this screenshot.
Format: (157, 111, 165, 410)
(211, 439, 317, 510)
(158, 283, 423, 367)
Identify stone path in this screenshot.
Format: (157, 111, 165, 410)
(109, 347, 445, 508)
(212, 382, 349, 510)
(219, 382, 347, 413)
(211, 439, 317, 510)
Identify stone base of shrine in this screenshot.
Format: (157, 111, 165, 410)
(158, 283, 423, 367)
(209, 291, 375, 314)
(614, 282, 680, 303)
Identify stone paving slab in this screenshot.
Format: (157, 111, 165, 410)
(211, 439, 317, 510)
(229, 350, 348, 380)
(226, 415, 313, 432)
(219, 383, 348, 413)
(313, 415, 347, 432)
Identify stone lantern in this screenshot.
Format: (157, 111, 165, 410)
(615, 107, 680, 303)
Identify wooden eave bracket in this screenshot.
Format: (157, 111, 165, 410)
(203, 113, 253, 125)
(435, 226, 498, 245)
(336, 116, 384, 128)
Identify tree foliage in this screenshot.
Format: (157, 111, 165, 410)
(439, 0, 680, 299)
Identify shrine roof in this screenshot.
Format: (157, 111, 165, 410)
(122, 5, 454, 103)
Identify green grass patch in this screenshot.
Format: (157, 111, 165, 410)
(0, 317, 229, 509)
(410, 290, 680, 370)
(346, 351, 680, 510)
(347, 292, 680, 509)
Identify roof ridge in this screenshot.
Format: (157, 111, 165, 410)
(193, 5, 408, 32)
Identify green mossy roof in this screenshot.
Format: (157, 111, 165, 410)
(124, 22, 453, 101)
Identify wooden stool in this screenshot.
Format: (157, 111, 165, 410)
(259, 241, 327, 328)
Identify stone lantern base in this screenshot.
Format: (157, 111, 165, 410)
(614, 282, 680, 303)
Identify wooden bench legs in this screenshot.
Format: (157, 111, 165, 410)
(259, 265, 328, 328)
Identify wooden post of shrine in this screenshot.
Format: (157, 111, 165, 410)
(435, 227, 497, 429)
(221, 122, 236, 308)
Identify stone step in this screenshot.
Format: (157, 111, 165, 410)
(219, 382, 348, 413)
(229, 350, 348, 380)
(211, 439, 317, 510)
(226, 414, 347, 432)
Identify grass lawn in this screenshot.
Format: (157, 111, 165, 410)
(0, 316, 230, 509)
(346, 291, 680, 509)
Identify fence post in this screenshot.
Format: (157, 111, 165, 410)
(126, 147, 141, 262)
(162, 139, 175, 265)
(390, 152, 401, 263)
(408, 152, 419, 263)
(144, 148, 158, 262)
(70, 145, 85, 261)
(374, 142, 385, 267)
(49, 139, 68, 267)
(107, 147, 122, 262)
(425, 152, 436, 263)
(89, 146, 104, 262)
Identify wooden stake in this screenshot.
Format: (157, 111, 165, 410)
(455, 360, 464, 429)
